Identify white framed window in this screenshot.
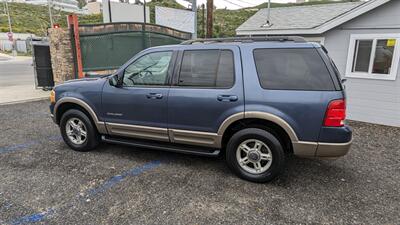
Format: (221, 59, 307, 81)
(345, 34, 400, 80)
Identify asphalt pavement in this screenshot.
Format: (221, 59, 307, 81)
(0, 100, 399, 225)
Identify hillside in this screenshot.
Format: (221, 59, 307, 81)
(0, 3, 101, 36)
(0, 0, 359, 37)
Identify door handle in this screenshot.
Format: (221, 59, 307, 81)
(217, 95, 238, 102)
(146, 93, 163, 99)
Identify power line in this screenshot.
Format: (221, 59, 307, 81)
(221, 0, 258, 8)
(220, 0, 245, 8)
(234, 0, 259, 7)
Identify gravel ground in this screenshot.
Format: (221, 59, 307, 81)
(0, 100, 399, 225)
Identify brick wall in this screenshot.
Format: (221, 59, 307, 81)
(48, 28, 75, 84)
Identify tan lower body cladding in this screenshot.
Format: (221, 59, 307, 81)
(106, 122, 351, 158)
(106, 123, 221, 148)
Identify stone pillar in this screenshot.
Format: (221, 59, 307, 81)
(48, 28, 75, 84)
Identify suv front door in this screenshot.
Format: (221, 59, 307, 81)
(102, 50, 175, 142)
(167, 45, 244, 148)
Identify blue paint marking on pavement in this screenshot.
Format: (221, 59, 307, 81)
(10, 209, 54, 225)
(0, 141, 39, 154)
(0, 135, 62, 154)
(0, 202, 13, 211)
(47, 135, 63, 141)
(86, 160, 162, 197)
(8, 161, 162, 224)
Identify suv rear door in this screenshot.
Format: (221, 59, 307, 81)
(167, 45, 243, 147)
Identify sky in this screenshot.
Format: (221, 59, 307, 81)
(175, 0, 297, 10)
(132, 0, 298, 10)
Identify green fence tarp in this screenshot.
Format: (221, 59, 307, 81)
(80, 31, 186, 72)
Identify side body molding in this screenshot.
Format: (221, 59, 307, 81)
(53, 97, 108, 134)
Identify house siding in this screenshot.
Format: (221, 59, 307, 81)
(323, 0, 400, 127)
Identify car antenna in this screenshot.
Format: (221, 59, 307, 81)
(261, 0, 273, 28)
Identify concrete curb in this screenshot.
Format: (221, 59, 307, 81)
(0, 97, 49, 106)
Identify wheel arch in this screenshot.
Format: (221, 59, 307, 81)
(54, 97, 107, 133)
(218, 112, 299, 153)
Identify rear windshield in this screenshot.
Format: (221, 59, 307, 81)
(253, 48, 335, 91)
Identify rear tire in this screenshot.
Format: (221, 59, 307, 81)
(60, 109, 100, 152)
(226, 128, 285, 183)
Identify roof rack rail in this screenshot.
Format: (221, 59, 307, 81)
(181, 36, 307, 45)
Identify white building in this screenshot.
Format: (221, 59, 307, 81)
(86, 2, 101, 14)
(23, 0, 82, 13)
(0, 32, 35, 53)
(102, 0, 149, 23)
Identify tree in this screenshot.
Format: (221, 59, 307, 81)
(77, 0, 87, 9)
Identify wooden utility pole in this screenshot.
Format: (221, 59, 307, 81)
(192, 0, 197, 39)
(206, 0, 213, 38)
(108, 0, 112, 22)
(201, 4, 205, 38)
(143, 0, 146, 24)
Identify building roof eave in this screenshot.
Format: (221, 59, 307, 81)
(236, 28, 322, 36)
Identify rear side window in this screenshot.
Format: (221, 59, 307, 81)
(178, 50, 234, 88)
(253, 48, 335, 90)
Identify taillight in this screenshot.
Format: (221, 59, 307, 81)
(324, 99, 346, 127)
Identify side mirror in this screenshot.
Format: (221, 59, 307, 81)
(109, 74, 121, 87)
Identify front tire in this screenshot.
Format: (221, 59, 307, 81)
(226, 128, 285, 183)
(60, 109, 100, 152)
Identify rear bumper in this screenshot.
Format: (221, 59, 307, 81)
(293, 140, 352, 159)
(292, 125, 352, 159)
(316, 141, 352, 158)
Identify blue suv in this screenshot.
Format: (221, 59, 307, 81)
(50, 37, 352, 182)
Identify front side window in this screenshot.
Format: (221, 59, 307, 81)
(346, 34, 399, 80)
(123, 51, 172, 86)
(253, 48, 335, 91)
(178, 50, 234, 88)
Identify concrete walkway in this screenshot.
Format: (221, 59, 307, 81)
(0, 84, 49, 105)
(0, 54, 49, 105)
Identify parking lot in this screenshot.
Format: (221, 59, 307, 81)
(0, 100, 399, 225)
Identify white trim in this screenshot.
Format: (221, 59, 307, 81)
(345, 33, 400, 81)
(303, 37, 325, 45)
(236, 0, 391, 36)
(316, 0, 391, 34)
